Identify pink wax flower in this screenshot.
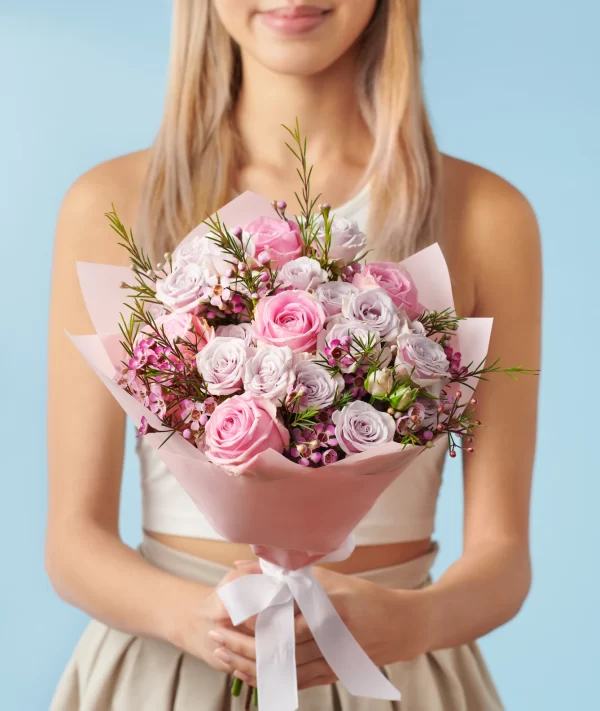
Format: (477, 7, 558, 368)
(353, 263, 423, 319)
(252, 289, 326, 353)
(243, 216, 303, 269)
(203, 394, 290, 475)
(155, 312, 213, 358)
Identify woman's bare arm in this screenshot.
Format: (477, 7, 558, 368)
(420, 163, 542, 649)
(45, 158, 220, 648)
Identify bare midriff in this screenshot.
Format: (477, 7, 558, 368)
(145, 531, 434, 575)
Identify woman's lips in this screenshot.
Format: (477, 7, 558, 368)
(257, 6, 331, 36)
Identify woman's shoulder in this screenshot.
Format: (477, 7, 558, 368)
(441, 154, 539, 259)
(441, 154, 537, 233)
(439, 154, 541, 316)
(56, 149, 152, 264)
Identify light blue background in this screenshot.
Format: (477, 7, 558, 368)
(1, 1, 598, 708)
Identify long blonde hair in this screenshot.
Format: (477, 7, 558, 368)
(138, 0, 441, 262)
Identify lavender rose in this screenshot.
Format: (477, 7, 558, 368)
(216, 322, 254, 346)
(314, 280, 359, 319)
(293, 360, 345, 410)
(315, 216, 367, 265)
(172, 233, 231, 276)
(155, 263, 210, 313)
(332, 401, 396, 454)
(277, 257, 328, 292)
(243, 345, 295, 402)
(341, 287, 401, 341)
(195, 336, 252, 396)
(395, 333, 450, 394)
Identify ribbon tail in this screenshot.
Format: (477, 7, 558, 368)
(291, 577, 401, 701)
(218, 575, 299, 711)
(256, 599, 298, 711)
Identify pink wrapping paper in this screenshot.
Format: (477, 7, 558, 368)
(71, 191, 493, 569)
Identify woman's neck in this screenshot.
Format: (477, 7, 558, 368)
(234, 48, 373, 176)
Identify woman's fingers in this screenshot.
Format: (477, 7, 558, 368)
(233, 560, 262, 574)
(209, 629, 256, 660)
(297, 659, 337, 689)
(295, 639, 323, 666)
(299, 674, 338, 690)
(213, 646, 257, 679)
(294, 614, 313, 643)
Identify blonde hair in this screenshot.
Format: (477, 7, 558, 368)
(138, 0, 441, 262)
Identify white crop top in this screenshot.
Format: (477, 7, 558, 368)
(139, 184, 448, 545)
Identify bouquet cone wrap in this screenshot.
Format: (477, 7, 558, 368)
(70, 191, 493, 710)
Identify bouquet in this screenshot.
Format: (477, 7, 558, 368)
(71, 123, 532, 711)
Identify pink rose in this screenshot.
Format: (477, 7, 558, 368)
(243, 217, 303, 268)
(155, 313, 213, 357)
(354, 263, 422, 319)
(252, 290, 326, 354)
(203, 394, 290, 475)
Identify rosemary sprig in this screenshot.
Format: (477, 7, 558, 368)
(450, 355, 538, 391)
(282, 118, 322, 250)
(106, 207, 158, 302)
(418, 309, 462, 345)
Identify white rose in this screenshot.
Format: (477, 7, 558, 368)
(342, 287, 401, 341)
(243, 345, 295, 402)
(293, 360, 345, 410)
(277, 257, 328, 292)
(316, 216, 367, 265)
(196, 336, 252, 396)
(155, 263, 210, 313)
(314, 280, 359, 319)
(398, 317, 426, 337)
(173, 233, 232, 276)
(365, 369, 394, 398)
(332, 401, 396, 454)
(216, 323, 254, 347)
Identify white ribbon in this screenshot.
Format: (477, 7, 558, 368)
(217, 538, 400, 711)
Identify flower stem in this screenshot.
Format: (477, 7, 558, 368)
(231, 677, 243, 697)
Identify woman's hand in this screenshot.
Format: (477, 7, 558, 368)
(168, 567, 258, 672)
(210, 562, 431, 690)
(295, 567, 430, 689)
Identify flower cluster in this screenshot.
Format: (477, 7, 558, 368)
(111, 124, 525, 473)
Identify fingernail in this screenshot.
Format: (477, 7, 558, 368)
(209, 630, 226, 645)
(234, 560, 255, 566)
(214, 647, 232, 663)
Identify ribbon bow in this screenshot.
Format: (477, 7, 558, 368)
(217, 538, 401, 711)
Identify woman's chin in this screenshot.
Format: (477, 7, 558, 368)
(244, 45, 348, 78)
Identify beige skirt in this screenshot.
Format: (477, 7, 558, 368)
(50, 536, 504, 710)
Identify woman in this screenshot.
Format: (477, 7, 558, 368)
(46, 1, 541, 709)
